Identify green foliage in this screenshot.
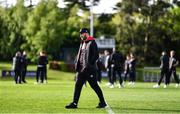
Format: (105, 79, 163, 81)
(0, 0, 91, 62)
(0, 0, 180, 65)
(0, 0, 27, 59)
(62, 4, 90, 47)
(169, 7, 180, 41)
(22, 0, 66, 61)
(95, 14, 116, 38)
(113, 0, 180, 65)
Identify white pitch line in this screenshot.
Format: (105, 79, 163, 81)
(105, 103, 115, 114)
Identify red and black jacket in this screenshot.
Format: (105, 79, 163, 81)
(75, 36, 99, 73)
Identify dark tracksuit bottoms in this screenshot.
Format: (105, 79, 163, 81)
(111, 66, 123, 85)
(73, 71, 105, 104)
(97, 68, 102, 82)
(36, 66, 45, 83)
(14, 69, 21, 84)
(124, 70, 129, 82)
(168, 69, 180, 84)
(129, 70, 136, 82)
(107, 68, 112, 84)
(44, 66, 47, 80)
(158, 68, 169, 85)
(22, 67, 27, 82)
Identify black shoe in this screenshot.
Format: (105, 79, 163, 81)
(22, 81, 27, 83)
(96, 102, 107, 108)
(65, 102, 77, 109)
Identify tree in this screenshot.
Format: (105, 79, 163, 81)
(112, 0, 144, 64)
(0, 0, 28, 60)
(95, 14, 115, 38)
(112, 0, 178, 65)
(23, 0, 66, 61)
(62, 4, 90, 47)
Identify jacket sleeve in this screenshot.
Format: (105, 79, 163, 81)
(89, 41, 99, 65)
(12, 57, 16, 70)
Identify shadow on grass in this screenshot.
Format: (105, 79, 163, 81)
(112, 107, 180, 113)
(0, 76, 13, 81)
(0, 76, 57, 80)
(67, 107, 96, 110)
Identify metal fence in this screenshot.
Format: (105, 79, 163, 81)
(143, 67, 180, 82)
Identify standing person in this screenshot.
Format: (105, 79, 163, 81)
(35, 51, 48, 84)
(65, 28, 106, 109)
(44, 52, 48, 84)
(129, 53, 136, 85)
(96, 53, 103, 84)
(153, 51, 169, 88)
(110, 48, 124, 88)
(21, 51, 28, 83)
(104, 50, 112, 87)
(12, 51, 22, 84)
(168, 50, 179, 87)
(124, 54, 130, 83)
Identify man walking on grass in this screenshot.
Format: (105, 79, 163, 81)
(110, 48, 124, 88)
(168, 50, 179, 87)
(153, 51, 169, 88)
(65, 28, 107, 109)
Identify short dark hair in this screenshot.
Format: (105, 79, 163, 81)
(79, 28, 89, 34)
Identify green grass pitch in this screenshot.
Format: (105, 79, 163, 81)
(0, 63, 180, 113)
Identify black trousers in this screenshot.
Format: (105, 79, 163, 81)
(158, 69, 169, 85)
(73, 71, 106, 105)
(14, 69, 21, 84)
(107, 68, 112, 84)
(36, 67, 45, 83)
(111, 67, 123, 85)
(96, 68, 102, 82)
(124, 70, 129, 82)
(168, 69, 180, 84)
(44, 66, 47, 80)
(21, 68, 27, 82)
(129, 70, 136, 82)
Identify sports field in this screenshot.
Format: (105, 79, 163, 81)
(0, 63, 180, 113)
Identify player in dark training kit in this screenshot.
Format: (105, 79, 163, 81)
(65, 28, 107, 109)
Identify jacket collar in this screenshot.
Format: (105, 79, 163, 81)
(86, 36, 94, 41)
(81, 36, 95, 43)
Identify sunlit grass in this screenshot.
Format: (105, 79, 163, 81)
(0, 63, 180, 113)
